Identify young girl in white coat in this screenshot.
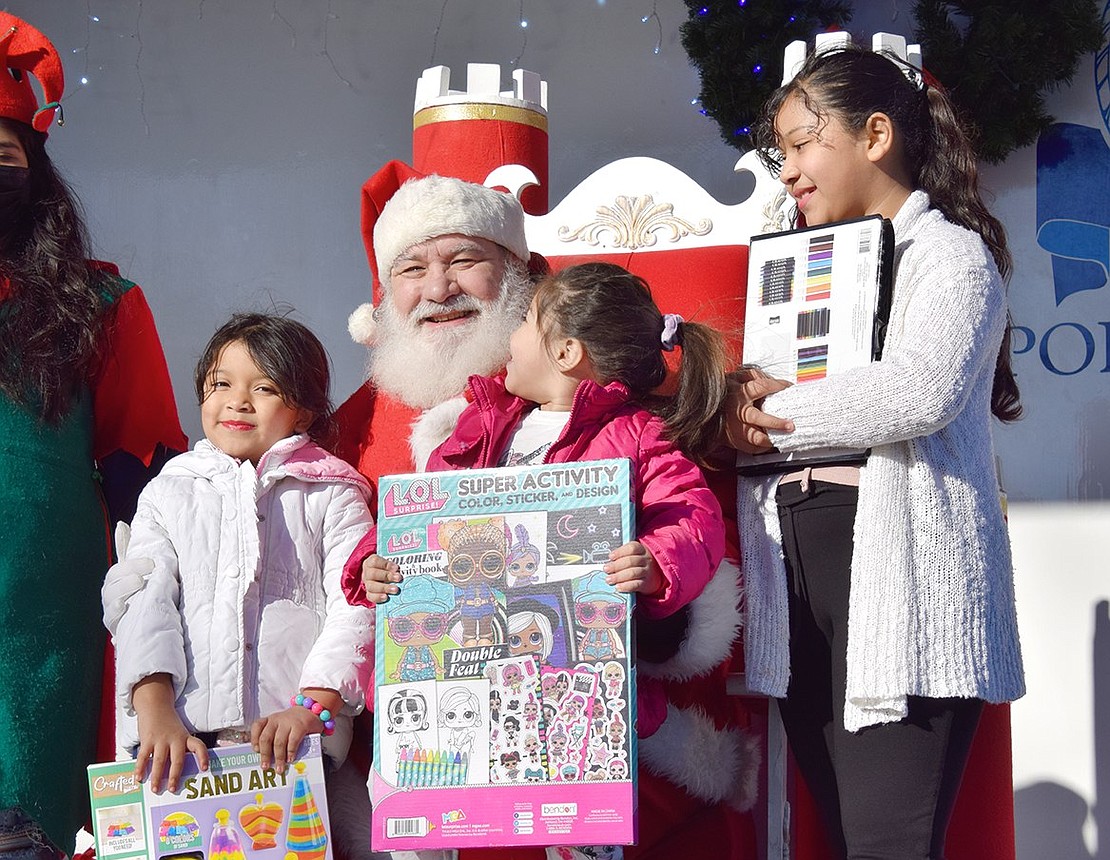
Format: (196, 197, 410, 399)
(729, 44, 1026, 859)
(110, 313, 375, 794)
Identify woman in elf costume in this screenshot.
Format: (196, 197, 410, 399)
(0, 12, 185, 854)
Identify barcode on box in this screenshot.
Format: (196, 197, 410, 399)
(857, 227, 872, 255)
(387, 817, 430, 838)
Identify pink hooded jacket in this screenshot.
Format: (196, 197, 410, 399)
(433, 375, 724, 618)
(342, 374, 725, 737)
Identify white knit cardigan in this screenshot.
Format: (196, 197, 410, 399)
(738, 191, 1026, 731)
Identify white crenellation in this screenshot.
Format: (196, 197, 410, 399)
(413, 62, 548, 116)
(782, 31, 924, 87)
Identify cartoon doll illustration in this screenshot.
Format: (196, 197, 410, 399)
(548, 728, 569, 764)
(439, 519, 508, 646)
(590, 698, 608, 738)
(574, 571, 626, 662)
(502, 662, 524, 695)
(560, 694, 585, 722)
(438, 686, 483, 759)
(608, 758, 628, 780)
(500, 751, 522, 781)
(385, 575, 454, 682)
(554, 672, 570, 701)
(602, 661, 625, 699)
(489, 689, 502, 723)
(506, 523, 542, 587)
(503, 715, 521, 746)
(507, 609, 554, 662)
(523, 733, 541, 763)
(607, 712, 627, 752)
(386, 688, 429, 758)
(523, 700, 539, 730)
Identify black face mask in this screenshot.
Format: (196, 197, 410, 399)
(0, 165, 31, 230)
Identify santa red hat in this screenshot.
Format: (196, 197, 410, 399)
(348, 160, 530, 346)
(0, 12, 65, 133)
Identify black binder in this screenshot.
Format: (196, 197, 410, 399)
(737, 214, 895, 477)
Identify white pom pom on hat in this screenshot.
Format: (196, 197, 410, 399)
(347, 302, 377, 347)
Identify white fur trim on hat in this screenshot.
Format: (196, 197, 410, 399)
(374, 174, 529, 292)
(347, 302, 377, 347)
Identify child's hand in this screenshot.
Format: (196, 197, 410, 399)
(361, 554, 402, 603)
(132, 674, 209, 793)
(250, 708, 320, 774)
(604, 541, 664, 596)
(252, 688, 342, 773)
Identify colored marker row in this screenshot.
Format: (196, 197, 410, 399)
(397, 748, 469, 787)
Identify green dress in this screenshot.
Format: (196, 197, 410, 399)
(0, 273, 185, 851)
(0, 389, 107, 850)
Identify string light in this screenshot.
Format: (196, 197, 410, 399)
(509, 0, 528, 66)
(272, 0, 297, 47)
(320, 0, 353, 88)
(133, 0, 149, 136)
(429, 0, 449, 65)
(641, 1, 662, 55)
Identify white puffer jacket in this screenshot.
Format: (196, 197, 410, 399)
(114, 435, 375, 763)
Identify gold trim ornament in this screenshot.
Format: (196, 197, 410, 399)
(558, 195, 712, 250)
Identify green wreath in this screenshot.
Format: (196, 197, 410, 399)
(682, 0, 1105, 163)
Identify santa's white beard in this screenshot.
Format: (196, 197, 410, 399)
(369, 263, 534, 409)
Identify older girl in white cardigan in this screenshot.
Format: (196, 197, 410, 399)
(729, 44, 1025, 859)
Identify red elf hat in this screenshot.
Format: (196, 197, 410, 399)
(0, 12, 65, 133)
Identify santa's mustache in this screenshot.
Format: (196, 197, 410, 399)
(408, 294, 484, 324)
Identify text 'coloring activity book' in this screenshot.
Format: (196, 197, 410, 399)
(738, 214, 895, 475)
(87, 737, 332, 860)
(371, 459, 637, 851)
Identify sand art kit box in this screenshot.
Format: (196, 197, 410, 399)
(371, 459, 637, 851)
(87, 737, 332, 860)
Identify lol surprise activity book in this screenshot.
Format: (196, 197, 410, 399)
(87, 737, 332, 860)
(371, 459, 637, 851)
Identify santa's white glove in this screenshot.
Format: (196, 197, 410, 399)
(101, 522, 155, 636)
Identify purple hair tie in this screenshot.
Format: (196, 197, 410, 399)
(661, 313, 685, 351)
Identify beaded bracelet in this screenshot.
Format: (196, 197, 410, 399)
(290, 693, 336, 737)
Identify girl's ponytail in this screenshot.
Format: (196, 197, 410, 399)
(649, 320, 729, 466)
(919, 86, 1022, 423)
(534, 263, 731, 464)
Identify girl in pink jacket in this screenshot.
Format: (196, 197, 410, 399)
(345, 262, 730, 739)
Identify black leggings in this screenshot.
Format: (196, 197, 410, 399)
(776, 480, 983, 860)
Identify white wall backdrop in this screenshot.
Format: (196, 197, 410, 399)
(12, 2, 1110, 857)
